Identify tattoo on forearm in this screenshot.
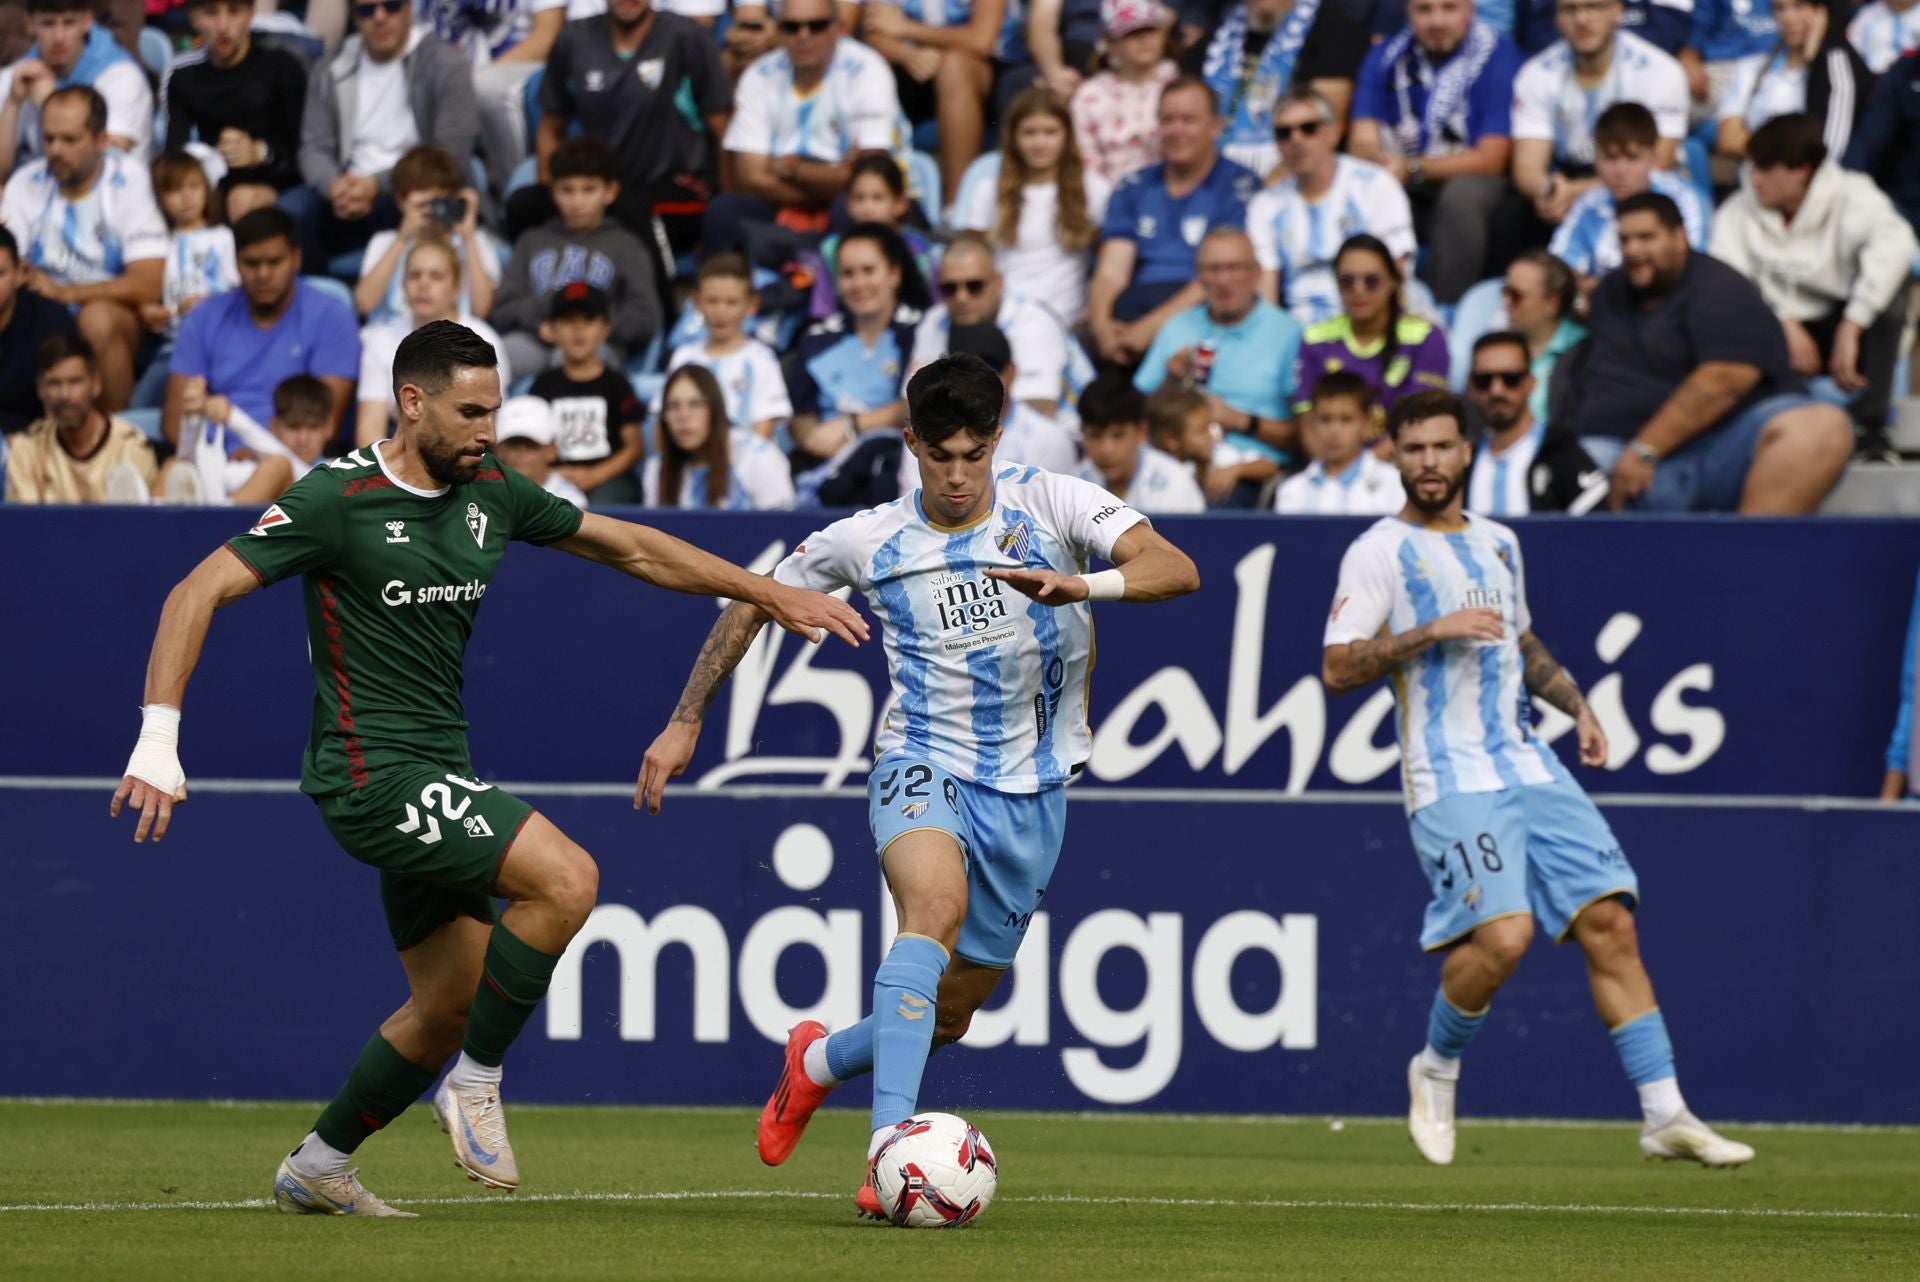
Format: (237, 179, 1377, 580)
(1519, 632, 1586, 719)
(1328, 624, 1435, 689)
(670, 601, 768, 724)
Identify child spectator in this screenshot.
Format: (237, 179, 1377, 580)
(353, 145, 500, 327)
(492, 136, 660, 377)
(263, 373, 337, 483)
(957, 86, 1111, 329)
(1551, 102, 1707, 287)
(1072, 365, 1205, 513)
(493, 395, 589, 510)
(529, 282, 647, 506)
(644, 364, 795, 510)
(1147, 380, 1215, 499)
(157, 371, 328, 505)
(1293, 235, 1450, 433)
(1274, 370, 1403, 514)
(1071, 0, 1179, 185)
(143, 151, 238, 346)
(355, 235, 511, 446)
(827, 155, 937, 296)
(665, 254, 793, 439)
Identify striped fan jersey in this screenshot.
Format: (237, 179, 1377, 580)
(1324, 514, 1559, 814)
(774, 467, 1146, 793)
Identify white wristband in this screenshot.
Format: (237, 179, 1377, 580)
(1080, 569, 1127, 602)
(125, 703, 187, 799)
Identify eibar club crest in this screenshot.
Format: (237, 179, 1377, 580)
(466, 502, 488, 549)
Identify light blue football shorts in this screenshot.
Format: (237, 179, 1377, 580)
(1407, 764, 1639, 951)
(867, 751, 1067, 968)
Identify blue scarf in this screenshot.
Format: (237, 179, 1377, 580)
(29, 23, 133, 89)
(1201, 0, 1324, 147)
(1383, 20, 1499, 158)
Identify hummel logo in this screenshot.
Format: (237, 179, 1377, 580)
(897, 993, 930, 1021)
(464, 815, 495, 838)
(385, 520, 410, 544)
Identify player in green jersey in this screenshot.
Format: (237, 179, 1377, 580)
(110, 321, 867, 1218)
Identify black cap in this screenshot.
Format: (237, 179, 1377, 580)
(946, 322, 1011, 374)
(548, 280, 612, 321)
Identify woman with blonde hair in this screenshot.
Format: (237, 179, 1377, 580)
(956, 86, 1111, 328)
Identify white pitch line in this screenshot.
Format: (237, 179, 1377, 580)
(1, 1188, 1916, 1223)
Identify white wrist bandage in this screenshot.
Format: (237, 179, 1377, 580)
(1080, 569, 1127, 602)
(125, 704, 187, 799)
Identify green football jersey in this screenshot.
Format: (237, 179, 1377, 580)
(226, 442, 585, 798)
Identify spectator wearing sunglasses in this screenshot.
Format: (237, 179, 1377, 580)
(710, 0, 911, 252)
(906, 233, 1072, 417)
(1347, 0, 1522, 305)
(1247, 87, 1414, 328)
(1292, 233, 1449, 431)
(1501, 249, 1583, 428)
(286, 0, 478, 266)
(1464, 329, 1604, 515)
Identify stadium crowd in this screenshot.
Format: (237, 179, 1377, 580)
(1, 0, 1917, 513)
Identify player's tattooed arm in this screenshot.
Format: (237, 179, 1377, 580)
(670, 601, 772, 726)
(1518, 629, 1588, 719)
(1322, 607, 1505, 694)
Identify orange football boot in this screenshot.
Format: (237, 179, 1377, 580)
(756, 1021, 833, 1166)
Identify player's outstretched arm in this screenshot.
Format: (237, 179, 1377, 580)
(636, 600, 774, 814)
(1519, 629, 1607, 768)
(553, 512, 869, 647)
(985, 524, 1201, 606)
(1322, 607, 1506, 696)
(109, 548, 263, 843)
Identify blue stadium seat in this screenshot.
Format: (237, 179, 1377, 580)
(121, 407, 165, 442)
(504, 156, 539, 200)
(302, 275, 356, 311)
(906, 150, 941, 231)
(1446, 277, 1508, 391)
(138, 27, 172, 78)
(325, 250, 364, 283)
(948, 151, 1000, 229)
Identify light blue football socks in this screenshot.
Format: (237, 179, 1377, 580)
(868, 933, 949, 1133)
(1423, 986, 1489, 1069)
(1612, 1008, 1686, 1128)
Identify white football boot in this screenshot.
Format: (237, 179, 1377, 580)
(1639, 1112, 1755, 1168)
(272, 1159, 417, 1217)
(1407, 1054, 1459, 1166)
(434, 1080, 520, 1190)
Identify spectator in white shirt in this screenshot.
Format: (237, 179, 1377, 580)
(0, 0, 153, 176)
(1248, 87, 1417, 328)
(908, 232, 1073, 415)
(0, 87, 164, 410)
(354, 233, 510, 444)
(644, 362, 796, 509)
(1847, 0, 1920, 75)
(1275, 370, 1404, 513)
(1073, 365, 1206, 513)
(709, 0, 908, 253)
(352, 144, 499, 327)
(1509, 0, 1688, 234)
(1146, 380, 1221, 502)
(955, 86, 1112, 329)
(666, 253, 793, 439)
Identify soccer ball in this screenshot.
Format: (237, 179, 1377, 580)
(870, 1113, 997, 1228)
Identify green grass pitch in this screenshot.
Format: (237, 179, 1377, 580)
(4, 1101, 1916, 1280)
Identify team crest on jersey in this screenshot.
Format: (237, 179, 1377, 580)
(637, 57, 664, 88)
(1137, 215, 1158, 238)
(901, 800, 929, 819)
(1463, 885, 1485, 911)
(995, 517, 1032, 562)
(247, 504, 291, 536)
(464, 815, 495, 839)
(585, 69, 605, 92)
(1181, 215, 1207, 246)
(466, 502, 488, 549)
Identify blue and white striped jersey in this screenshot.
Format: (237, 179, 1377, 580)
(774, 467, 1147, 793)
(1549, 168, 1707, 276)
(1848, 1, 1920, 75)
(1324, 515, 1559, 813)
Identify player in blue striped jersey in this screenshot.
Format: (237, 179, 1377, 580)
(1322, 389, 1753, 1169)
(640, 353, 1200, 1217)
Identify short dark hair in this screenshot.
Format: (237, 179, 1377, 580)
(1616, 191, 1685, 232)
(44, 85, 106, 134)
(0, 224, 17, 266)
(906, 353, 1005, 447)
(1145, 381, 1208, 441)
(1311, 369, 1373, 411)
(1747, 113, 1827, 171)
(1593, 101, 1658, 154)
(37, 331, 96, 377)
(695, 252, 753, 289)
(947, 322, 1012, 374)
(1512, 249, 1578, 316)
(273, 374, 333, 426)
(26, 0, 92, 15)
(549, 136, 620, 184)
(391, 144, 463, 199)
(1159, 74, 1218, 116)
(1386, 389, 1468, 441)
(233, 206, 297, 253)
(1471, 330, 1533, 369)
(1077, 367, 1148, 431)
(848, 153, 906, 197)
(392, 319, 498, 402)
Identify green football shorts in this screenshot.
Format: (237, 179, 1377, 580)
(316, 765, 535, 950)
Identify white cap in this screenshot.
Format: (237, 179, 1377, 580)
(496, 396, 554, 446)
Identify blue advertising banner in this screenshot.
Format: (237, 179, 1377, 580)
(2, 509, 1916, 799)
(5, 786, 1917, 1122)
